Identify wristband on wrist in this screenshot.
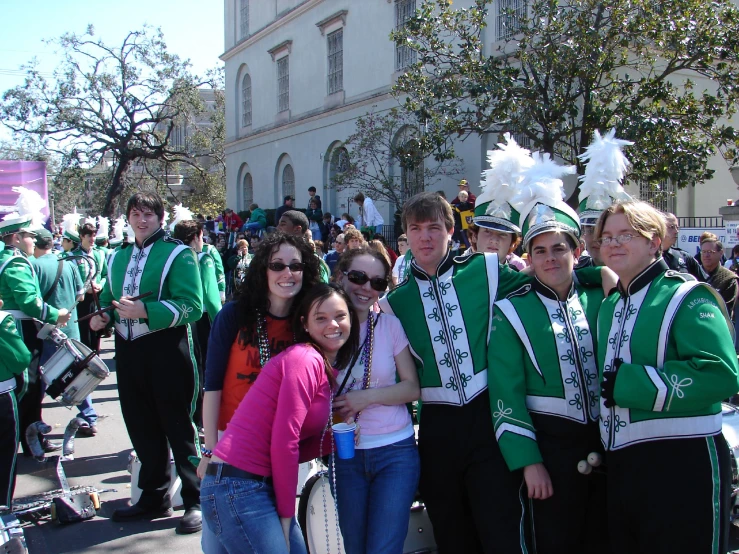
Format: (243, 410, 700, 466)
(201, 447, 213, 458)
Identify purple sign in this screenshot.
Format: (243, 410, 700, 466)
(0, 160, 49, 218)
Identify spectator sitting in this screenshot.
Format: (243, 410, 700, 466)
(218, 208, 243, 232)
(335, 213, 354, 230)
(274, 195, 295, 226)
(354, 192, 384, 234)
(242, 203, 267, 235)
(306, 200, 324, 241)
(344, 227, 365, 250)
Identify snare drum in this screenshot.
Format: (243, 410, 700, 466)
(39, 339, 109, 406)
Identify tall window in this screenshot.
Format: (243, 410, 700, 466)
(240, 0, 249, 39)
(640, 179, 676, 213)
(395, 0, 417, 71)
(497, 0, 527, 40)
(241, 74, 252, 127)
(327, 29, 344, 95)
(243, 173, 253, 210)
(277, 57, 289, 112)
(282, 164, 295, 198)
(511, 131, 532, 150)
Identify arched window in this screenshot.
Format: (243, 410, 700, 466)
(394, 127, 424, 202)
(243, 173, 253, 210)
(330, 147, 350, 177)
(241, 74, 252, 127)
(282, 164, 295, 199)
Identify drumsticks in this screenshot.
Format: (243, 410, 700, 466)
(76, 291, 154, 323)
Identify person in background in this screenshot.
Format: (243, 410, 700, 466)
(595, 201, 738, 554)
(354, 193, 384, 235)
(307, 186, 322, 209)
(322, 212, 334, 238)
(724, 244, 739, 273)
(199, 284, 358, 554)
(344, 228, 365, 250)
(391, 234, 410, 286)
(249, 235, 261, 254)
(333, 246, 420, 553)
(324, 233, 345, 276)
(313, 240, 325, 258)
(69, 222, 107, 353)
(274, 195, 295, 227)
(335, 213, 354, 230)
(661, 213, 705, 280)
(452, 190, 475, 248)
(242, 203, 267, 235)
(698, 232, 738, 313)
(277, 210, 309, 237)
(220, 208, 243, 233)
(372, 234, 397, 266)
(450, 179, 477, 207)
(306, 199, 324, 241)
(228, 240, 251, 289)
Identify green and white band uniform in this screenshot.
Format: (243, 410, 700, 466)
(198, 252, 222, 325)
(0, 246, 60, 325)
(202, 243, 226, 302)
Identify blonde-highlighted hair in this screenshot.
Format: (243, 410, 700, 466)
(594, 201, 665, 254)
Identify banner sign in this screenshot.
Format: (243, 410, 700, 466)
(0, 161, 49, 217)
(678, 227, 725, 256)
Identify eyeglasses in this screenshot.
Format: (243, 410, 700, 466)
(595, 234, 637, 247)
(701, 249, 720, 255)
(267, 262, 305, 272)
(667, 224, 679, 231)
(344, 270, 388, 292)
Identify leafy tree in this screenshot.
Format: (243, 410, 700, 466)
(0, 25, 216, 216)
(392, 0, 739, 197)
(329, 108, 463, 209)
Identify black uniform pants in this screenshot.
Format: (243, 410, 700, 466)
(608, 433, 731, 554)
(0, 391, 19, 508)
(528, 415, 609, 554)
(17, 320, 43, 455)
(78, 293, 101, 352)
(418, 393, 531, 554)
(116, 326, 200, 510)
(191, 317, 211, 428)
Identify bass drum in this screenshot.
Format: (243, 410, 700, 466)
(297, 472, 437, 554)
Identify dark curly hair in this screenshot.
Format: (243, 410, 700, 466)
(235, 231, 321, 347)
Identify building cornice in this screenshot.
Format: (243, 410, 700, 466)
(220, 0, 323, 62)
(315, 9, 348, 35)
(267, 39, 293, 61)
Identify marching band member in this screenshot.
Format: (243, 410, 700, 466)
(90, 192, 203, 534)
(595, 200, 739, 553)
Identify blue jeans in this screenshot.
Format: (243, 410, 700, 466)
(331, 434, 420, 554)
(200, 465, 307, 554)
(39, 340, 97, 425)
(242, 222, 265, 233)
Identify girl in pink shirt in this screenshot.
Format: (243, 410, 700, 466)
(332, 246, 421, 554)
(200, 284, 359, 554)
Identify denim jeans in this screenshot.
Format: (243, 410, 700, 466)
(242, 222, 265, 234)
(39, 340, 97, 425)
(331, 434, 420, 554)
(200, 465, 307, 554)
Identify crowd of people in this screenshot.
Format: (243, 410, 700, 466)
(0, 128, 738, 554)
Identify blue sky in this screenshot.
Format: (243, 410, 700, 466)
(0, 0, 224, 139)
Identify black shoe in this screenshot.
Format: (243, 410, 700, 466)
(42, 440, 62, 453)
(111, 502, 173, 522)
(77, 425, 98, 437)
(176, 507, 202, 534)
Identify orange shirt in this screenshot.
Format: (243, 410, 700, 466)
(218, 315, 294, 430)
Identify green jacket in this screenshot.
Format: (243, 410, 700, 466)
(198, 251, 222, 324)
(598, 259, 739, 450)
(66, 244, 107, 291)
(489, 278, 603, 471)
(202, 243, 226, 298)
(0, 311, 31, 382)
(100, 229, 203, 341)
(0, 247, 60, 323)
(248, 208, 267, 227)
(31, 253, 84, 341)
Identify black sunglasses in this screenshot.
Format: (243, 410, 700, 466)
(267, 262, 305, 272)
(344, 270, 388, 292)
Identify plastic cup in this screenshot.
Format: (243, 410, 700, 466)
(332, 422, 357, 459)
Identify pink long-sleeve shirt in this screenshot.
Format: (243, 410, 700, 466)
(214, 344, 334, 518)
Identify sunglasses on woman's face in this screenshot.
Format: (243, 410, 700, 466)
(344, 270, 388, 292)
(267, 262, 305, 272)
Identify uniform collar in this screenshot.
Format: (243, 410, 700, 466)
(617, 257, 667, 297)
(410, 248, 455, 281)
(135, 228, 165, 250)
(533, 276, 575, 302)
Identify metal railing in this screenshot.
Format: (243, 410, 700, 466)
(678, 216, 723, 229)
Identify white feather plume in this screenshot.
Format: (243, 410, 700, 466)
(4, 186, 47, 228)
(168, 203, 194, 232)
(96, 216, 110, 239)
(61, 209, 83, 236)
(124, 223, 135, 243)
(477, 134, 534, 218)
(511, 152, 576, 212)
(578, 129, 634, 210)
(110, 216, 126, 243)
(161, 210, 170, 229)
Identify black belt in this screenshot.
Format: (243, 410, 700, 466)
(205, 463, 273, 485)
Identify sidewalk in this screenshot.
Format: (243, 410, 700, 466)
(14, 337, 203, 554)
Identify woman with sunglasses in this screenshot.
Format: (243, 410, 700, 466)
(197, 233, 320, 492)
(332, 245, 421, 554)
(201, 283, 359, 554)
(594, 201, 739, 554)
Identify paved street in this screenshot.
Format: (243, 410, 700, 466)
(14, 337, 202, 554)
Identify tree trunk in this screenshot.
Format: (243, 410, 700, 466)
(102, 158, 131, 217)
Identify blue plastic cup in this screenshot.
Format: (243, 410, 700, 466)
(332, 422, 357, 459)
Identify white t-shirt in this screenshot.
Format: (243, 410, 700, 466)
(335, 312, 413, 449)
(392, 253, 410, 282)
